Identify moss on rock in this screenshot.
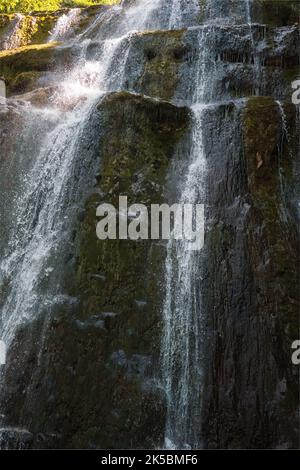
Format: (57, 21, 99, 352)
(132, 29, 187, 101)
(0, 91, 190, 449)
(0, 13, 58, 50)
(68, 91, 189, 447)
(75, 90, 189, 332)
(0, 42, 73, 95)
(9, 70, 42, 94)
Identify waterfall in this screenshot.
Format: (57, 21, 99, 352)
(168, 0, 199, 30)
(245, 0, 262, 96)
(245, 0, 252, 25)
(276, 100, 293, 221)
(276, 100, 292, 154)
(161, 109, 206, 450)
(0, 0, 246, 450)
(0, 1, 170, 354)
(49, 9, 81, 42)
(0, 0, 299, 450)
(160, 23, 214, 449)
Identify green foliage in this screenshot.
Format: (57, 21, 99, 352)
(0, 0, 119, 14)
(62, 0, 119, 7)
(61, 0, 119, 8)
(0, 0, 20, 13)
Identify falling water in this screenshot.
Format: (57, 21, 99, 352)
(276, 100, 293, 221)
(161, 109, 206, 450)
(0, 0, 278, 451)
(160, 24, 213, 450)
(0, 0, 172, 352)
(245, 0, 262, 96)
(276, 100, 292, 153)
(168, 0, 199, 29)
(245, 0, 252, 25)
(49, 8, 81, 42)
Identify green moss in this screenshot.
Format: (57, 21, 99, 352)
(74, 91, 189, 342)
(282, 67, 300, 86)
(30, 15, 58, 43)
(0, 13, 60, 48)
(0, 39, 57, 58)
(131, 29, 187, 101)
(10, 70, 41, 93)
(243, 95, 276, 180)
(198, 0, 207, 22)
(0, 42, 60, 94)
(0, 4, 118, 50)
(38, 91, 188, 447)
(61, 0, 119, 7)
(243, 96, 279, 187)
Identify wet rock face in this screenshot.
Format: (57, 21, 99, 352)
(0, 0, 299, 450)
(0, 13, 57, 50)
(0, 6, 111, 95)
(200, 98, 299, 449)
(204, 0, 299, 25)
(0, 92, 189, 449)
(252, 0, 299, 26)
(0, 427, 33, 449)
(122, 29, 188, 101)
(0, 43, 76, 95)
(179, 24, 299, 103)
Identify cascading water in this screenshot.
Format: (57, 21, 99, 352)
(161, 109, 206, 450)
(168, 0, 199, 29)
(245, 0, 252, 25)
(0, 0, 173, 361)
(276, 100, 293, 155)
(245, 0, 263, 96)
(160, 0, 266, 450)
(1, 0, 296, 451)
(276, 100, 293, 221)
(0, 0, 221, 449)
(160, 23, 214, 449)
(0, 5, 216, 448)
(49, 8, 81, 42)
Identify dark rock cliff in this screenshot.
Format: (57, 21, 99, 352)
(201, 97, 299, 449)
(198, 1, 300, 449)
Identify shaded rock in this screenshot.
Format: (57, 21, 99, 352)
(0, 427, 33, 450)
(252, 0, 299, 27)
(200, 96, 299, 449)
(0, 91, 189, 449)
(0, 43, 74, 95)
